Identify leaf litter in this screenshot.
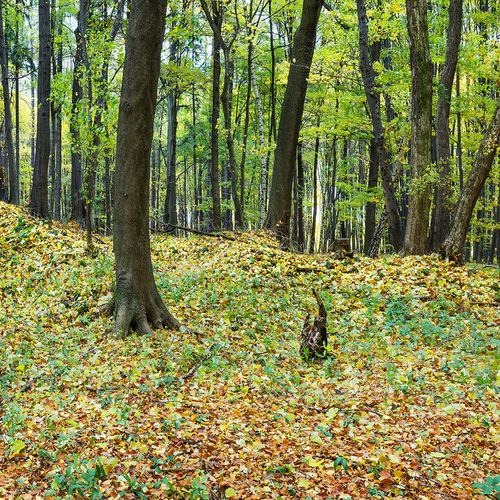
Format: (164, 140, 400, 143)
(0, 202, 498, 498)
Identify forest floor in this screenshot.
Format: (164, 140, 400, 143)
(0, 201, 499, 499)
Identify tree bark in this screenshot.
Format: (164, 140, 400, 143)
(356, 0, 403, 251)
(264, 0, 322, 243)
(30, 0, 51, 218)
(221, 50, 244, 229)
(209, 29, 222, 230)
(364, 139, 378, 254)
(164, 39, 179, 227)
(309, 131, 320, 253)
(70, 0, 88, 223)
(297, 141, 305, 252)
(432, 0, 463, 250)
(403, 0, 433, 254)
(110, 0, 179, 336)
(0, 1, 18, 205)
(442, 101, 499, 261)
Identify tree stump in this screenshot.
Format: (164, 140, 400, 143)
(300, 289, 328, 360)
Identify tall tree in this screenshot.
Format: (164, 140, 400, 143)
(356, 0, 404, 251)
(69, 0, 88, 223)
(442, 100, 499, 261)
(403, 0, 433, 254)
(205, 2, 222, 230)
(265, 0, 322, 243)
(0, 0, 18, 204)
(107, 0, 180, 335)
(30, 0, 51, 218)
(432, 0, 463, 250)
(164, 35, 179, 227)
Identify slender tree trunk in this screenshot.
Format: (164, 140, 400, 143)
(191, 85, 200, 227)
(253, 68, 268, 226)
(70, 0, 88, 223)
(364, 139, 378, 254)
(0, 136, 6, 201)
(30, 0, 51, 218)
(456, 67, 464, 192)
(268, 0, 276, 144)
(109, 0, 179, 336)
(50, 14, 62, 220)
(356, 0, 403, 251)
(0, 1, 18, 204)
(309, 131, 320, 253)
(221, 50, 244, 229)
(14, 0, 20, 202)
(265, 0, 322, 243)
(210, 31, 222, 230)
(403, 0, 433, 254)
(432, 0, 463, 250)
(164, 37, 179, 227)
(442, 101, 499, 260)
(297, 141, 305, 252)
(239, 33, 253, 216)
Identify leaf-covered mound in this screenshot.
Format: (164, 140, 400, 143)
(0, 201, 498, 498)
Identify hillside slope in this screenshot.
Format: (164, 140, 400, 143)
(0, 201, 498, 498)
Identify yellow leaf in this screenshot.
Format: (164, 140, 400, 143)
(298, 479, 310, 488)
(10, 439, 26, 456)
(225, 487, 236, 498)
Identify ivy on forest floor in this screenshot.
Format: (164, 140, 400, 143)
(0, 202, 499, 499)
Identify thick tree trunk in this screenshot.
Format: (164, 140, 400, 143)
(403, 0, 433, 254)
(265, 0, 322, 243)
(70, 0, 88, 223)
(356, 0, 403, 251)
(110, 0, 179, 336)
(0, 2, 18, 205)
(442, 101, 499, 261)
(432, 0, 463, 250)
(30, 0, 51, 218)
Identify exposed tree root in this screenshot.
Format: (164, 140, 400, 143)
(100, 284, 181, 337)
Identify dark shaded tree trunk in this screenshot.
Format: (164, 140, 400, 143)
(442, 101, 499, 261)
(297, 141, 305, 252)
(51, 13, 63, 220)
(70, 0, 88, 223)
(14, 0, 20, 202)
(364, 139, 378, 254)
(0, 137, 6, 201)
(403, 0, 433, 254)
(210, 31, 222, 230)
(456, 68, 464, 192)
(432, 0, 463, 250)
(356, 0, 403, 251)
(30, 0, 51, 218)
(0, 1, 18, 205)
(191, 85, 201, 228)
(108, 0, 179, 336)
(221, 51, 244, 229)
(265, 0, 322, 243)
(164, 35, 179, 227)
